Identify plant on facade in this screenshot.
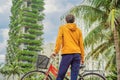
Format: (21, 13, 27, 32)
(70, 0, 120, 79)
(6, 0, 45, 75)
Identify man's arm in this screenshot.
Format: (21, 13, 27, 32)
(54, 26, 63, 54)
(79, 29, 85, 64)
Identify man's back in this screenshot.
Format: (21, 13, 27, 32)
(60, 23, 82, 54)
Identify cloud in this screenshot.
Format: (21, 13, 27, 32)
(1, 29, 9, 40)
(44, 0, 58, 13)
(0, 28, 9, 55)
(0, 54, 5, 60)
(0, 9, 3, 13)
(0, 0, 12, 14)
(0, 54, 5, 63)
(0, 0, 11, 29)
(44, 0, 74, 14)
(43, 21, 55, 32)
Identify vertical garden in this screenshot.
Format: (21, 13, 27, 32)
(6, 0, 44, 73)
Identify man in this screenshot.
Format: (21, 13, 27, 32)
(52, 14, 84, 80)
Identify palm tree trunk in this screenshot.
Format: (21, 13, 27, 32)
(113, 27, 120, 80)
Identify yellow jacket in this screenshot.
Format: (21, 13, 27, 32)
(54, 23, 84, 62)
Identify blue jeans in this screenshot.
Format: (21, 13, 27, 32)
(56, 54, 80, 80)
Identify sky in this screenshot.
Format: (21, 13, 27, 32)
(0, 0, 83, 62)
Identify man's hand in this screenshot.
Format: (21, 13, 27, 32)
(51, 52, 57, 58)
(81, 60, 84, 65)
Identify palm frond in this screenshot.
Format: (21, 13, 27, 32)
(84, 23, 109, 47)
(86, 40, 113, 60)
(107, 9, 120, 30)
(90, 0, 111, 9)
(109, 0, 118, 9)
(104, 45, 115, 57)
(70, 5, 107, 28)
(105, 54, 116, 70)
(108, 6, 120, 33)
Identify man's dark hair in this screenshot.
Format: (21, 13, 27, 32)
(65, 14, 75, 23)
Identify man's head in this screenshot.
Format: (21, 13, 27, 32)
(65, 14, 75, 23)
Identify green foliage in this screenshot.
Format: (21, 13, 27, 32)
(0, 62, 23, 80)
(19, 55, 36, 62)
(27, 46, 42, 51)
(18, 39, 42, 46)
(23, 8, 38, 14)
(18, 50, 37, 56)
(31, 3, 44, 11)
(22, 11, 38, 18)
(22, 16, 37, 23)
(38, 15, 45, 21)
(21, 34, 36, 39)
(11, 0, 22, 16)
(106, 68, 117, 80)
(21, 22, 44, 30)
(28, 29, 44, 36)
(84, 24, 106, 47)
(19, 62, 33, 68)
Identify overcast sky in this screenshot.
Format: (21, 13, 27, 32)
(0, 0, 82, 62)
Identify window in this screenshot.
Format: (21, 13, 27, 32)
(27, 1, 31, 7)
(25, 27, 29, 33)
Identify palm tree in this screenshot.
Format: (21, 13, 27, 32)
(84, 27, 117, 79)
(0, 62, 23, 80)
(70, 0, 120, 79)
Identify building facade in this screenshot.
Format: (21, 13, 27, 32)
(6, 0, 44, 72)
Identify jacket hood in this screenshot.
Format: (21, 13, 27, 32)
(65, 23, 77, 31)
